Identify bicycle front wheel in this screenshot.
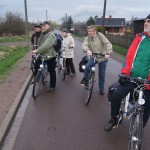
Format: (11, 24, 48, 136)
(31, 57, 36, 75)
(128, 110, 143, 150)
(32, 71, 43, 99)
(84, 72, 95, 105)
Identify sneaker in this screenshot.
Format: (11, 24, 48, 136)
(99, 90, 105, 95)
(104, 117, 117, 132)
(80, 78, 86, 86)
(46, 87, 55, 92)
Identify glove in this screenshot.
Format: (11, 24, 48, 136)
(119, 77, 127, 86)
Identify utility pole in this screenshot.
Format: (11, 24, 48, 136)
(24, 0, 29, 44)
(65, 13, 68, 28)
(46, 10, 48, 21)
(102, 0, 107, 34)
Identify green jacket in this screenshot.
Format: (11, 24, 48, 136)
(36, 30, 56, 60)
(82, 32, 112, 62)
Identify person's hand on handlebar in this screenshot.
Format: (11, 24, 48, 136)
(104, 54, 110, 59)
(87, 50, 92, 56)
(32, 49, 38, 54)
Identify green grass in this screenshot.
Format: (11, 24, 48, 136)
(0, 36, 28, 43)
(113, 45, 127, 56)
(0, 46, 29, 80)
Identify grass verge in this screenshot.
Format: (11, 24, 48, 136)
(0, 46, 29, 81)
(0, 36, 28, 43)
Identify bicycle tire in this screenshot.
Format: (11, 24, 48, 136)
(61, 58, 66, 81)
(84, 72, 95, 105)
(128, 110, 143, 150)
(31, 57, 36, 75)
(42, 64, 48, 85)
(32, 71, 43, 99)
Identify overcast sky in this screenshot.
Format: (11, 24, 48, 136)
(0, 0, 149, 23)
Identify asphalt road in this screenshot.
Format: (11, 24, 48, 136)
(5, 39, 150, 150)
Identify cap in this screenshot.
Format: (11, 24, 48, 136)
(42, 21, 51, 26)
(146, 14, 150, 19)
(34, 25, 41, 28)
(62, 28, 68, 33)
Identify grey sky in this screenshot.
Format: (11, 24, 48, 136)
(0, 0, 149, 23)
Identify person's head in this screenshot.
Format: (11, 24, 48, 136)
(34, 25, 41, 33)
(41, 21, 52, 33)
(61, 29, 68, 37)
(144, 14, 150, 34)
(86, 25, 97, 38)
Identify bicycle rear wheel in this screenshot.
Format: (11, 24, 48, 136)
(84, 72, 95, 105)
(61, 58, 66, 81)
(128, 110, 143, 150)
(32, 71, 43, 99)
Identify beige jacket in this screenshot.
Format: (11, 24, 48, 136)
(62, 33, 75, 58)
(82, 32, 113, 62)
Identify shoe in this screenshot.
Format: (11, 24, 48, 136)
(70, 73, 76, 77)
(46, 87, 55, 92)
(99, 90, 105, 95)
(80, 78, 86, 85)
(104, 117, 117, 132)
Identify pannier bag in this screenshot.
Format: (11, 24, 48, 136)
(79, 55, 89, 73)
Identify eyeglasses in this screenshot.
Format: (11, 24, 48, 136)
(144, 19, 150, 23)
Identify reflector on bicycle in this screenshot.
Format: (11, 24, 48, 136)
(138, 99, 145, 105)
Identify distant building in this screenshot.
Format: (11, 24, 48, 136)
(95, 15, 126, 35)
(133, 18, 144, 35)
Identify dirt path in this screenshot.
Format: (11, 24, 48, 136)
(0, 42, 32, 126)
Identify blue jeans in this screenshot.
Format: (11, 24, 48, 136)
(83, 58, 108, 91)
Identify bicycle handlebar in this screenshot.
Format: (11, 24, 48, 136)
(118, 74, 149, 85)
(91, 52, 105, 57)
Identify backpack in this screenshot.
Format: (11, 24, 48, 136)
(79, 56, 89, 73)
(53, 33, 63, 53)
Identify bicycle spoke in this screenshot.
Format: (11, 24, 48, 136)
(84, 72, 95, 105)
(128, 111, 143, 150)
(32, 71, 42, 99)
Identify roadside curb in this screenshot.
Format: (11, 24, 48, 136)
(0, 72, 33, 147)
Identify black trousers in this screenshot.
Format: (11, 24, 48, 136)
(34, 57, 56, 88)
(66, 58, 75, 74)
(110, 82, 150, 127)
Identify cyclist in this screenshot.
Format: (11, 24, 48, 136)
(104, 14, 150, 132)
(80, 25, 112, 95)
(61, 29, 76, 77)
(31, 24, 41, 50)
(32, 21, 57, 92)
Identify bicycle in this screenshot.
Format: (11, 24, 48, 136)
(57, 46, 73, 81)
(32, 54, 48, 99)
(111, 74, 150, 150)
(83, 53, 104, 105)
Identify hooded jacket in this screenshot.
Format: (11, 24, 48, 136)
(121, 32, 150, 81)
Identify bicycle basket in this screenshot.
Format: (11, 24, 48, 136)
(79, 56, 89, 73)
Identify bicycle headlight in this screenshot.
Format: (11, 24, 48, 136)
(138, 99, 145, 105)
(40, 64, 44, 68)
(91, 67, 95, 71)
(82, 65, 85, 69)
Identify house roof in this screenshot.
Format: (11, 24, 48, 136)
(95, 17, 126, 27)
